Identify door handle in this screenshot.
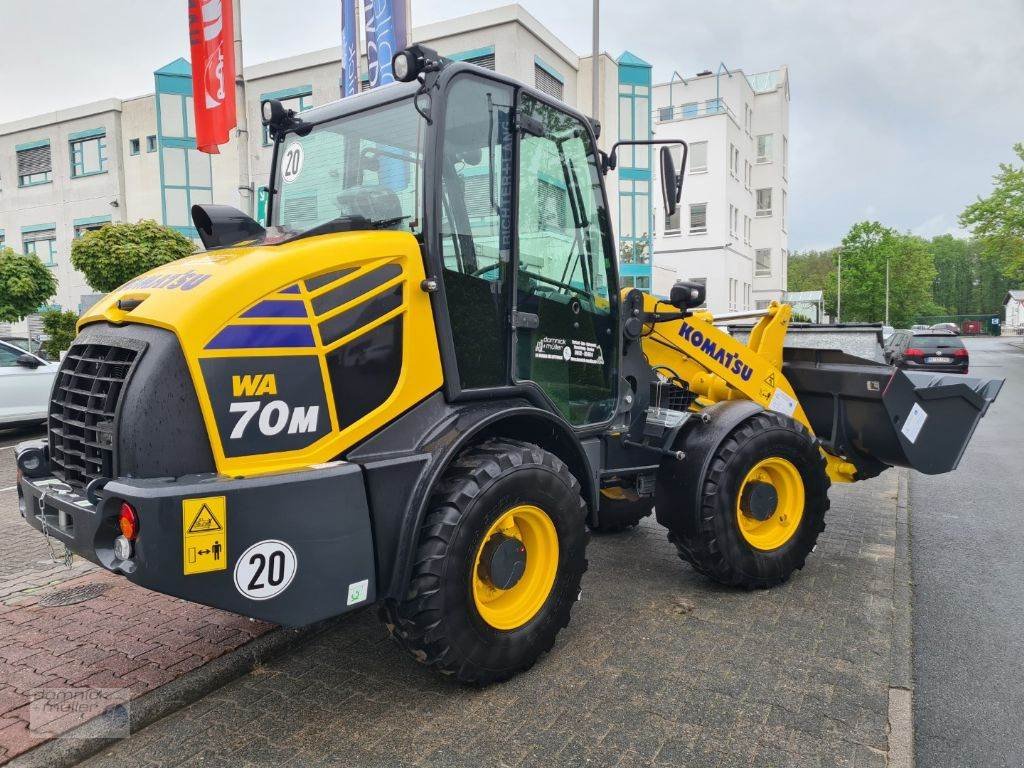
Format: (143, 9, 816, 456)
(512, 311, 539, 330)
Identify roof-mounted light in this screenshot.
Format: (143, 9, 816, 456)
(392, 44, 441, 83)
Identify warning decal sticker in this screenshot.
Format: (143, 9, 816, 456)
(182, 497, 227, 575)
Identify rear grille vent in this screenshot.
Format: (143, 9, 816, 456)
(48, 341, 143, 487)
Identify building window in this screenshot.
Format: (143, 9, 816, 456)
(129, 138, 141, 156)
(619, 179, 650, 257)
(622, 275, 651, 291)
(733, 146, 740, 177)
(466, 52, 496, 69)
(782, 135, 788, 180)
(756, 133, 773, 163)
(16, 143, 52, 187)
(728, 143, 736, 176)
(744, 103, 751, 133)
(538, 178, 568, 232)
(782, 189, 787, 230)
(534, 60, 564, 101)
(744, 215, 751, 244)
(262, 90, 313, 145)
(161, 147, 213, 227)
(70, 132, 107, 177)
(756, 188, 773, 217)
(756, 300, 771, 310)
(159, 93, 196, 139)
(689, 141, 707, 173)
(23, 228, 57, 267)
(755, 248, 772, 275)
(681, 102, 698, 119)
(74, 219, 110, 238)
(658, 106, 673, 122)
(689, 203, 707, 234)
(618, 83, 650, 169)
(146, 135, 157, 152)
(744, 159, 751, 189)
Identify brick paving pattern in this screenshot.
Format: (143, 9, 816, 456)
(80, 472, 900, 768)
(0, 476, 273, 765)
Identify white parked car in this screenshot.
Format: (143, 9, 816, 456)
(0, 339, 58, 428)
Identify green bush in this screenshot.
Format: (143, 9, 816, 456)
(40, 308, 79, 358)
(71, 220, 195, 293)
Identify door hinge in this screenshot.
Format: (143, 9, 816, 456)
(512, 311, 540, 330)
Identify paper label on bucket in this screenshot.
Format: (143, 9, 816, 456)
(901, 403, 928, 443)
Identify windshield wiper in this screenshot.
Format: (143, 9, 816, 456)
(282, 214, 411, 244)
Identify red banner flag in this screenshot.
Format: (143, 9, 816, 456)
(188, 0, 237, 154)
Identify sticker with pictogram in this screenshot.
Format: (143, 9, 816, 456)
(182, 496, 227, 575)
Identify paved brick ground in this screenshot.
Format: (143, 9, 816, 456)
(0, 457, 273, 765)
(79, 472, 900, 768)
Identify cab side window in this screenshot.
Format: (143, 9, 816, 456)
(438, 76, 515, 389)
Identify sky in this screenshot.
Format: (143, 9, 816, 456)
(1, 0, 1022, 251)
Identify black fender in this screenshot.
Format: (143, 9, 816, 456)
(346, 391, 597, 600)
(655, 399, 765, 533)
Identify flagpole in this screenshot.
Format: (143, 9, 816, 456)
(592, 0, 599, 120)
(233, 0, 252, 216)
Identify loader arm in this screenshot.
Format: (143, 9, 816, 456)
(634, 292, 858, 483)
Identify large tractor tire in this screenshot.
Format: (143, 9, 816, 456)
(381, 439, 588, 684)
(589, 487, 653, 533)
(660, 410, 829, 589)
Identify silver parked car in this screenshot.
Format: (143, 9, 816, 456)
(0, 340, 58, 428)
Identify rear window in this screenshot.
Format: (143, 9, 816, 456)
(912, 334, 964, 351)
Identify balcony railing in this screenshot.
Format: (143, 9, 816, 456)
(654, 98, 736, 124)
(747, 70, 781, 93)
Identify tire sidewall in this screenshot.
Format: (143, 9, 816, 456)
(440, 463, 586, 671)
(707, 423, 827, 582)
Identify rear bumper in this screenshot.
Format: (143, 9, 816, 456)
(900, 362, 968, 374)
(15, 440, 376, 627)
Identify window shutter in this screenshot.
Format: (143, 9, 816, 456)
(17, 145, 52, 176)
(534, 66, 563, 101)
(466, 53, 496, 71)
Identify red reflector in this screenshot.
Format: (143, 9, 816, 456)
(905, 347, 925, 357)
(119, 502, 139, 541)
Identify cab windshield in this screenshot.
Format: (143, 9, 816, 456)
(271, 98, 424, 240)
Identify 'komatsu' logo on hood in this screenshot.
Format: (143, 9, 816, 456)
(680, 323, 754, 382)
(120, 269, 211, 291)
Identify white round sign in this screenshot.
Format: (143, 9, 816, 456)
(280, 142, 304, 184)
(233, 540, 297, 600)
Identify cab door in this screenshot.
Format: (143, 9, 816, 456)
(513, 93, 618, 427)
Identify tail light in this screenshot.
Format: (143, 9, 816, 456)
(953, 348, 968, 359)
(119, 502, 139, 541)
(904, 347, 925, 358)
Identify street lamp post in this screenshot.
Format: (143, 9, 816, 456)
(592, 0, 599, 121)
(884, 255, 890, 326)
(836, 247, 842, 323)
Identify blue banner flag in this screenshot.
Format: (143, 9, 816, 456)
(363, 0, 410, 89)
(341, 0, 359, 96)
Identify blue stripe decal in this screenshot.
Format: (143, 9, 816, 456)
(240, 300, 308, 318)
(206, 325, 315, 349)
(279, 284, 301, 294)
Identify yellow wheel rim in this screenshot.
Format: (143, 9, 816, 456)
(472, 504, 559, 630)
(735, 457, 805, 551)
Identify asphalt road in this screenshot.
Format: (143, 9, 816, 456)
(910, 336, 1024, 767)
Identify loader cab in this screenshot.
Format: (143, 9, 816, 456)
(432, 67, 620, 429)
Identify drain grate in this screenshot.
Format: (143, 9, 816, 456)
(40, 582, 112, 607)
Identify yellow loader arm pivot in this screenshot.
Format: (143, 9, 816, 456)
(634, 293, 858, 483)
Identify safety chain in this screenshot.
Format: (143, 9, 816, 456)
(37, 489, 74, 569)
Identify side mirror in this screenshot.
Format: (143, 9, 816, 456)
(669, 280, 706, 310)
(659, 145, 684, 218)
(191, 204, 266, 250)
(16, 353, 41, 369)
(660, 146, 679, 218)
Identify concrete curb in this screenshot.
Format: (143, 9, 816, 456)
(888, 468, 914, 768)
(6, 617, 340, 768)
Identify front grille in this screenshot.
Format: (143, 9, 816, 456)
(49, 341, 141, 487)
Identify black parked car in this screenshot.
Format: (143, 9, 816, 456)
(885, 329, 968, 374)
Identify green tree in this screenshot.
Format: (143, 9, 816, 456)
(39, 308, 79, 358)
(71, 220, 195, 293)
(827, 222, 936, 327)
(788, 249, 836, 294)
(0, 246, 57, 323)
(928, 235, 975, 315)
(960, 143, 1024, 284)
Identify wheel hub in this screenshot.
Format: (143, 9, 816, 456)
(478, 533, 527, 590)
(740, 481, 778, 521)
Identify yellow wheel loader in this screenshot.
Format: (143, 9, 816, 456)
(16, 46, 1002, 684)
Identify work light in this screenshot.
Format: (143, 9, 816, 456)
(392, 44, 441, 83)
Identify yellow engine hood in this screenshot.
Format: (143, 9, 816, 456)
(81, 230, 443, 477)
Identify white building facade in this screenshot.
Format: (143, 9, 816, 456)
(648, 66, 790, 312)
(0, 3, 787, 328)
